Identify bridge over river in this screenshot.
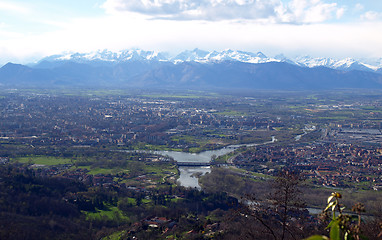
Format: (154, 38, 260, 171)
(176, 162, 211, 167)
(176, 162, 235, 167)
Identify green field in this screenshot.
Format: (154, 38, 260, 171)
(130, 142, 183, 152)
(77, 166, 128, 175)
(215, 110, 248, 116)
(318, 116, 351, 120)
(84, 204, 130, 222)
(13, 156, 73, 165)
(141, 94, 214, 99)
(104, 230, 126, 240)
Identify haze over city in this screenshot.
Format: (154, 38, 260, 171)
(1, 0, 382, 65)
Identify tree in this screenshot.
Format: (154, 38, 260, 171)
(236, 169, 307, 240)
(269, 169, 306, 240)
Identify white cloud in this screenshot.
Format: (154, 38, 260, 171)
(0, 22, 24, 39)
(336, 8, 345, 19)
(0, 1, 29, 14)
(278, 0, 345, 23)
(1, 12, 382, 65)
(361, 11, 382, 21)
(354, 3, 364, 12)
(102, 0, 344, 24)
(0, 1, 381, 65)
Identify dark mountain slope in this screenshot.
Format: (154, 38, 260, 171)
(1, 61, 382, 90)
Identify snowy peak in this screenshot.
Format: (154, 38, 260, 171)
(206, 49, 269, 63)
(173, 49, 279, 64)
(294, 56, 381, 72)
(41, 48, 281, 65)
(118, 49, 168, 62)
(295, 56, 338, 68)
(35, 49, 382, 73)
(332, 58, 356, 69)
(172, 48, 210, 62)
(39, 49, 168, 64)
(331, 58, 373, 71)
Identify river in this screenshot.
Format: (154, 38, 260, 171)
(295, 125, 316, 141)
(153, 136, 277, 189)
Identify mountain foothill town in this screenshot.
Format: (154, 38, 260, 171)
(0, 50, 382, 239)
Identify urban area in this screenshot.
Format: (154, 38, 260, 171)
(0, 89, 381, 239)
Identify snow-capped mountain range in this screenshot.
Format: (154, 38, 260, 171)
(3, 48, 382, 90)
(35, 48, 382, 73)
(40, 49, 169, 63)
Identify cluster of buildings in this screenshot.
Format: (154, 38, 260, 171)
(233, 143, 382, 190)
(0, 94, 280, 149)
(324, 127, 382, 145)
(2, 92, 382, 192)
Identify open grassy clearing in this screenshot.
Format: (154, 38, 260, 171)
(141, 94, 215, 99)
(84, 204, 130, 222)
(103, 230, 126, 240)
(77, 166, 128, 175)
(13, 156, 73, 165)
(214, 110, 248, 116)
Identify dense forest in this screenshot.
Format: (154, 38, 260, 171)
(1, 163, 381, 239)
(0, 164, 239, 239)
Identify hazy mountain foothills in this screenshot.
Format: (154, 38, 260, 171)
(1, 49, 382, 90)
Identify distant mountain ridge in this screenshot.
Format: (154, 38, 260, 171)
(32, 49, 382, 73)
(1, 49, 382, 90)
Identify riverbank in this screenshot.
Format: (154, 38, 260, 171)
(116, 134, 280, 154)
(117, 136, 278, 189)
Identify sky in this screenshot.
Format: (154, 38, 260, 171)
(0, 0, 382, 64)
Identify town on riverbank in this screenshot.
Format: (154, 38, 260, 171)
(1, 89, 382, 239)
